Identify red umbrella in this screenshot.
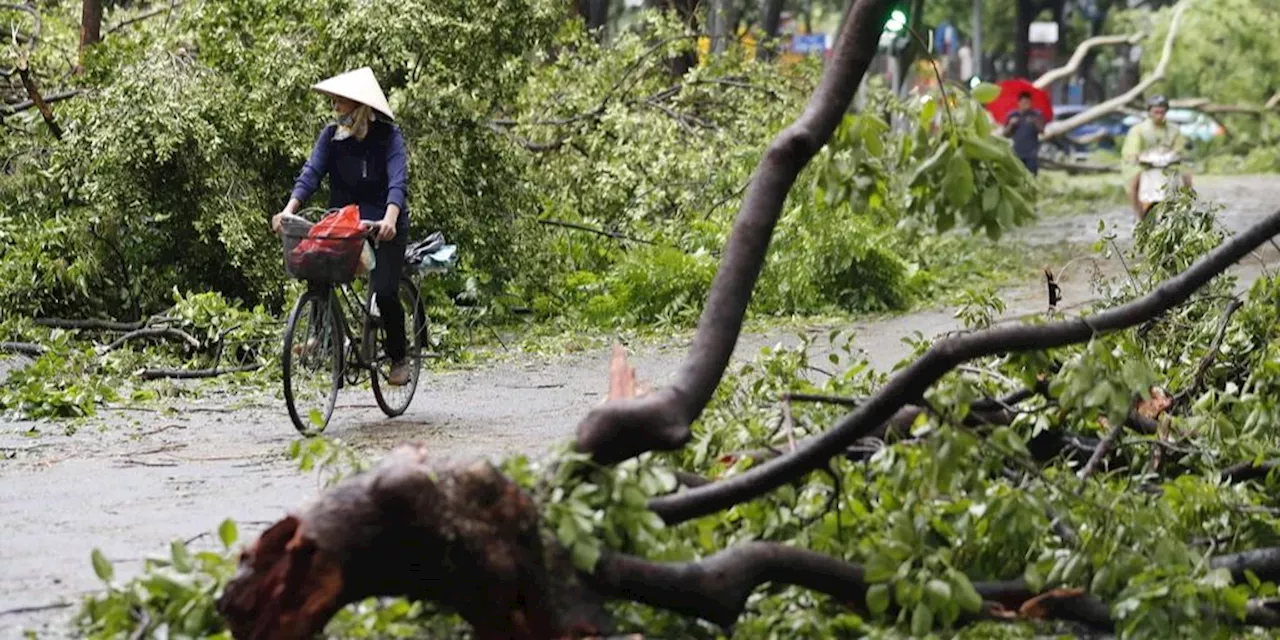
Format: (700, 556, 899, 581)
(984, 78, 1054, 124)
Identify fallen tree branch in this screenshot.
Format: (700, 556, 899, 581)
(138, 364, 261, 380)
(1176, 297, 1243, 405)
(218, 443, 613, 640)
(35, 317, 148, 331)
(1043, 1, 1190, 140)
(1033, 32, 1145, 90)
(0, 341, 46, 357)
(1210, 547, 1280, 583)
(105, 2, 183, 35)
(1079, 421, 1124, 480)
(648, 204, 1280, 525)
(536, 218, 658, 246)
(573, 0, 893, 466)
(14, 56, 61, 139)
(105, 327, 201, 352)
(1221, 460, 1280, 484)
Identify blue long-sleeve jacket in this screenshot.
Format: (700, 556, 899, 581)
(290, 120, 409, 233)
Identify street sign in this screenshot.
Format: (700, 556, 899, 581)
(792, 33, 828, 55)
(1029, 21, 1060, 44)
(934, 21, 958, 55)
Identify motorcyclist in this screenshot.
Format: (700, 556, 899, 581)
(1121, 95, 1191, 218)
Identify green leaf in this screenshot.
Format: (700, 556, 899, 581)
(981, 186, 1000, 213)
(919, 99, 938, 129)
(1224, 586, 1249, 621)
(309, 408, 324, 427)
(949, 571, 983, 613)
(219, 519, 238, 549)
(972, 82, 1001, 104)
(867, 583, 891, 615)
(91, 548, 114, 583)
(170, 540, 194, 573)
(924, 578, 952, 606)
(942, 153, 976, 207)
(1084, 381, 1112, 409)
(865, 553, 898, 583)
(1091, 566, 1113, 594)
(570, 539, 601, 573)
(911, 602, 934, 637)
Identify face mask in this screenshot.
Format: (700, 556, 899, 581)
(333, 111, 357, 141)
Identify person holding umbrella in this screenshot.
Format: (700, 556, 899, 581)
(1002, 91, 1045, 175)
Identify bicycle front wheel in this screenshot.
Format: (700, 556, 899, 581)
(283, 289, 343, 435)
(367, 277, 425, 417)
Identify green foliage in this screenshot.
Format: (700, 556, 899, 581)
(0, 338, 119, 419)
(77, 520, 241, 639)
(287, 436, 372, 488)
(1131, 0, 1280, 108)
(0, 290, 276, 420)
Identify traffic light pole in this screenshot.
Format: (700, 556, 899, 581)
(972, 0, 983, 81)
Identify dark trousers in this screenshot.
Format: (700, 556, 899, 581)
(371, 237, 407, 363)
(1018, 154, 1039, 175)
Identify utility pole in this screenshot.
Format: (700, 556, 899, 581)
(972, 0, 983, 80)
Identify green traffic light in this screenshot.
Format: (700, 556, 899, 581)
(885, 9, 907, 33)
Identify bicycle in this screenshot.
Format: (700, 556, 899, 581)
(276, 208, 449, 436)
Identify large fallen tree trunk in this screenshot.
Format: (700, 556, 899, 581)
(216, 0, 1280, 636)
(1032, 32, 1145, 90)
(1042, 1, 1190, 140)
(573, 0, 892, 467)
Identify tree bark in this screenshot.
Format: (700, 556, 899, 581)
(14, 57, 63, 139)
(79, 0, 103, 68)
(1042, 0, 1190, 139)
(756, 0, 785, 61)
(648, 202, 1280, 525)
(218, 443, 614, 639)
(573, 0, 894, 467)
(1033, 33, 1144, 90)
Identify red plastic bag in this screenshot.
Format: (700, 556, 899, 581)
(294, 205, 364, 254)
(288, 205, 367, 281)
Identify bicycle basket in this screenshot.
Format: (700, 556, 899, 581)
(279, 211, 366, 284)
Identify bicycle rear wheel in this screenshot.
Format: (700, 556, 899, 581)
(368, 277, 425, 417)
(283, 289, 343, 435)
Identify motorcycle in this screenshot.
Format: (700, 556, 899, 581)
(1136, 147, 1185, 220)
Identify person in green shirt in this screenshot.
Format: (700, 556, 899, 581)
(1121, 95, 1191, 218)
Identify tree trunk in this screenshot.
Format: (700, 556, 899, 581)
(757, 0, 785, 60)
(892, 0, 926, 95)
(646, 0, 700, 76)
(79, 0, 103, 69)
(709, 0, 732, 54)
(1015, 0, 1034, 78)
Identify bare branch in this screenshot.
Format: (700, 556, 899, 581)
(1221, 460, 1280, 485)
(14, 56, 62, 139)
(35, 317, 147, 331)
(0, 89, 83, 115)
(573, 0, 894, 466)
(1079, 421, 1124, 480)
(138, 364, 261, 380)
(1043, 2, 1191, 140)
(0, 341, 46, 357)
(536, 218, 659, 246)
(649, 205, 1280, 525)
(1033, 33, 1145, 90)
(1176, 297, 1243, 404)
(105, 2, 183, 36)
(105, 327, 201, 352)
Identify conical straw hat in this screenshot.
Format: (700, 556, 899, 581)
(311, 67, 394, 120)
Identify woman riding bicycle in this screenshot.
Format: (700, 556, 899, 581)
(271, 67, 411, 386)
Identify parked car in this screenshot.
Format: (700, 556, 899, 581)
(1122, 108, 1229, 149)
(1051, 104, 1132, 152)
